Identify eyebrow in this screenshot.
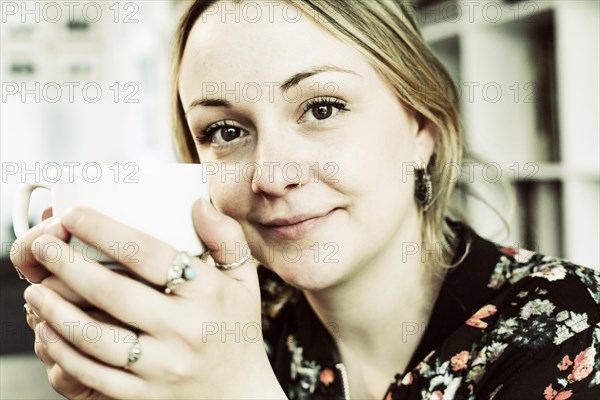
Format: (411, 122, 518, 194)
(185, 65, 359, 114)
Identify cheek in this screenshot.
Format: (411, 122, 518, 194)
(334, 122, 414, 187)
(208, 176, 248, 219)
(334, 123, 417, 235)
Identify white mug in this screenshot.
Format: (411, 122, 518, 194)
(13, 163, 210, 263)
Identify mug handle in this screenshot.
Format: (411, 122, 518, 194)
(13, 182, 52, 238)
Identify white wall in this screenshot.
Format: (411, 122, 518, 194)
(1, 1, 185, 252)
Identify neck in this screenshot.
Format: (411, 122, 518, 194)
(303, 212, 446, 391)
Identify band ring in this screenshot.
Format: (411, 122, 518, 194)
(124, 335, 142, 370)
(164, 251, 196, 294)
(23, 303, 41, 319)
(214, 252, 252, 271)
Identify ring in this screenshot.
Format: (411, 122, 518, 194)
(164, 251, 196, 294)
(23, 303, 40, 319)
(214, 252, 252, 271)
(124, 335, 142, 370)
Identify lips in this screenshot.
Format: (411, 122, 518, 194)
(259, 209, 337, 240)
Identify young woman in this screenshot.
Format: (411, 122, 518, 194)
(12, 1, 600, 399)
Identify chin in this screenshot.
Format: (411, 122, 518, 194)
(266, 258, 348, 292)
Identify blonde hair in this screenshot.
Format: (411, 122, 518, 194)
(171, 0, 466, 270)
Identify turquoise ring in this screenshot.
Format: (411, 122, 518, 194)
(164, 251, 196, 294)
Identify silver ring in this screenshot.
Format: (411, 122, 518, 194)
(23, 303, 40, 319)
(124, 335, 142, 370)
(214, 252, 252, 271)
(164, 251, 196, 294)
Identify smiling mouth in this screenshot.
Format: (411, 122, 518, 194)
(259, 209, 338, 240)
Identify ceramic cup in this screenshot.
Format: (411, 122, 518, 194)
(13, 163, 210, 264)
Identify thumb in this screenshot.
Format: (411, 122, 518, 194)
(192, 198, 259, 295)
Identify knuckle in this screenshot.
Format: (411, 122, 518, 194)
(47, 364, 64, 388)
(34, 338, 45, 359)
(69, 207, 88, 230)
(48, 365, 78, 397)
(69, 365, 98, 392)
(200, 277, 223, 299)
(182, 324, 205, 348)
(43, 336, 59, 360)
(170, 309, 207, 347)
(9, 239, 25, 267)
(162, 353, 194, 384)
(35, 298, 55, 324)
(25, 314, 35, 330)
(36, 238, 67, 273)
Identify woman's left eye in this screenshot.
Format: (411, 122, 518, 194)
(300, 97, 349, 122)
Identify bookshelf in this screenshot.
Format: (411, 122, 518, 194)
(418, 0, 599, 268)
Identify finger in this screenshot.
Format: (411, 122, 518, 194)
(47, 364, 99, 400)
(34, 276, 115, 325)
(10, 216, 71, 284)
(41, 275, 91, 309)
(34, 327, 56, 367)
(192, 199, 259, 294)
(59, 207, 205, 287)
(41, 207, 53, 220)
(10, 218, 55, 284)
(30, 304, 136, 374)
(26, 312, 36, 330)
(28, 235, 172, 333)
(43, 217, 71, 242)
(25, 285, 152, 368)
(25, 304, 41, 330)
(27, 304, 55, 367)
(57, 207, 225, 297)
(37, 322, 146, 399)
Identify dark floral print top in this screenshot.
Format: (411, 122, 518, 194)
(259, 222, 600, 400)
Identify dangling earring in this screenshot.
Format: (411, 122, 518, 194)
(414, 166, 433, 210)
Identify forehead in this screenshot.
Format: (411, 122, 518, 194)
(178, 0, 374, 103)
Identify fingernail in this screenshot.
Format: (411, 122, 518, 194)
(62, 208, 80, 230)
(24, 285, 42, 311)
(44, 218, 66, 237)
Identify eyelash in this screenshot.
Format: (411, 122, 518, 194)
(195, 97, 349, 146)
(195, 120, 238, 145)
(301, 97, 349, 118)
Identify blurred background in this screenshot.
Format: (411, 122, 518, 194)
(1, 0, 598, 397)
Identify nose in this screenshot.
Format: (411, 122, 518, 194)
(249, 129, 310, 196)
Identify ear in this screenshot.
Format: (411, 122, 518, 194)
(413, 114, 436, 168)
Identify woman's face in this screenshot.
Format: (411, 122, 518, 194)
(179, 0, 434, 291)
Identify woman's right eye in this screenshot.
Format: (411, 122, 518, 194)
(196, 121, 249, 147)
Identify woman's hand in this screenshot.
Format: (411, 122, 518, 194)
(18, 200, 286, 399)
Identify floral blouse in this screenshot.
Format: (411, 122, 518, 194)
(259, 222, 600, 399)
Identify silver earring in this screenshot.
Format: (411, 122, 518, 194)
(415, 168, 433, 209)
